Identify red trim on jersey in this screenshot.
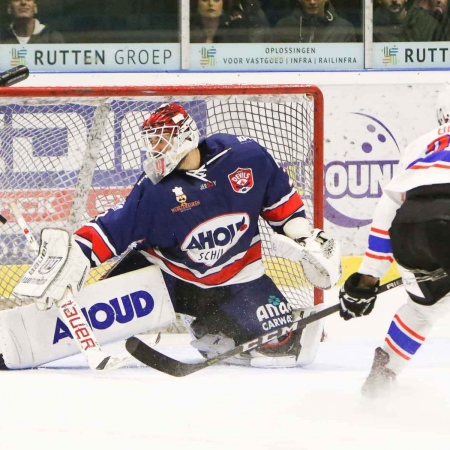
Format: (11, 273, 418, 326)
(385, 337, 411, 360)
(410, 163, 450, 170)
(75, 226, 114, 263)
(371, 227, 389, 236)
(394, 314, 425, 341)
(261, 193, 304, 222)
(365, 251, 394, 263)
(146, 242, 262, 286)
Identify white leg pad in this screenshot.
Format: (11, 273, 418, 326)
(0, 266, 175, 369)
(295, 305, 325, 367)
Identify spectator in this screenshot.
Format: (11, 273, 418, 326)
(426, 0, 449, 40)
(433, 0, 448, 20)
(373, 0, 439, 42)
(412, 0, 447, 21)
(259, 0, 293, 27)
(412, 0, 434, 9)
(332, 0, 363, 40)
(274, 0, 357, 43)
(429, 0, 450, 40)
(190, 0, 271, 43)
(0, 0, 64, 44)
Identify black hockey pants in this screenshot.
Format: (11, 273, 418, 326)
(389, 185, 450, 305)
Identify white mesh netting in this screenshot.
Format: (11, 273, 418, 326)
(0, 89, 323, 315)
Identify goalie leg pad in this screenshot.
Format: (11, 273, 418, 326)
(294, 305, 325, 367)
(1, 266, 175, 369)
(0, 307, 35, 369)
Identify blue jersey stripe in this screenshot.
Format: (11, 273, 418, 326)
(407, 149, 450, 169)
(387, 321, 422, 355)
(368, 234, 392, 254)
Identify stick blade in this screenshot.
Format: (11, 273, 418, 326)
(126, 336, 207, 377)
(94, 354, 134, 371)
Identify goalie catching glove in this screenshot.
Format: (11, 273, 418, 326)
(339, 272, 379, 321)
(13, 228, 90, 311)
(270, 217, 342, 290)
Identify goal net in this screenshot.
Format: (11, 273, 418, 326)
(0, 85, 324, 315)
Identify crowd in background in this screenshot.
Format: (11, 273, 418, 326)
(0, 0, 449, 44)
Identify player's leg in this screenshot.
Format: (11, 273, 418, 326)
(363, 218, 450, 396)
(167, 273, 323, 368)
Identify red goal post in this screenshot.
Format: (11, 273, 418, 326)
(0, 84, 324, 310)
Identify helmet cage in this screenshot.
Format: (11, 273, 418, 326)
(141, 106, 200, 184)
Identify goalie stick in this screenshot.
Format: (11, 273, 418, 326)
(9, 202, 136, 372)
(8, 202, 39, 255)
(125, 277, 406, 377)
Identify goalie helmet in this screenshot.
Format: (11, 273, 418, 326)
(436, 84, 450, 126)
(142, 103, 200, 184)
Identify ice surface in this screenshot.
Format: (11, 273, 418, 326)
(3, 287, 450, 450)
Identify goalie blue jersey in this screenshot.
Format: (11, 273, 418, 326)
(75, 133, 306, 287)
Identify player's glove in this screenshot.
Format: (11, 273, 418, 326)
(339, 272, 379, 321)
(271, 227, 342, 290)
(12, 228, 90, 311)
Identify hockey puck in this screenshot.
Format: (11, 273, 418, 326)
(0, 213, 6, 224)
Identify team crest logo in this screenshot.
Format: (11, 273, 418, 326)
(228, 168, 254, 194)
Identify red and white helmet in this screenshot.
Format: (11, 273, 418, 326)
(141, 103, 200, 184)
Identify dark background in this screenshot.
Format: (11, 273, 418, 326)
(0, 0, 180, 43)
(0, 0, 362, 43)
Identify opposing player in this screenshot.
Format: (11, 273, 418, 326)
(339, 90, 450, 397)
(4, 103, 341, 370)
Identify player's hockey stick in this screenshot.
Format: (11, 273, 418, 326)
(0, 65, 29, 87)
(125, 277, 406, 377)
(8, 202, 136, 371)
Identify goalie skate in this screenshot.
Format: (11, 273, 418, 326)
(191, 329, 303, 368)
